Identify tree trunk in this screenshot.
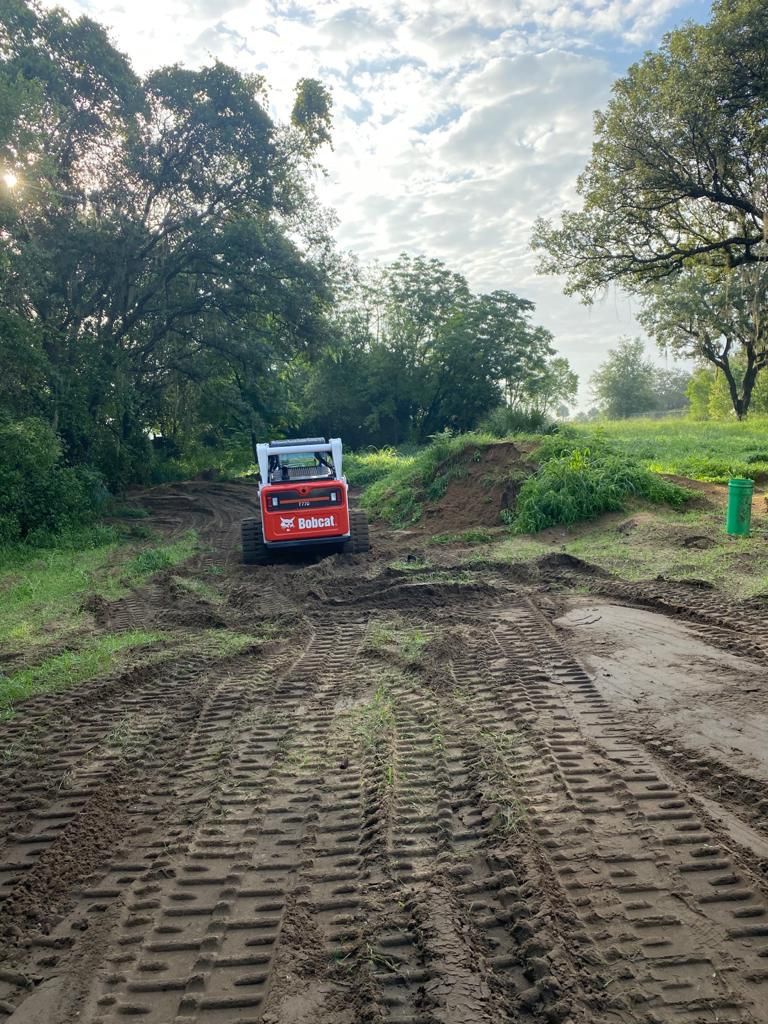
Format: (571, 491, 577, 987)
(738, 356, 759, 419)
(720, 356, 754, 419)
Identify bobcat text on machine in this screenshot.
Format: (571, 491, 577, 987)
(241, 437, 370, 564)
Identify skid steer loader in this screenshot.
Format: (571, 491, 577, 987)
(241, 437, 370, 564)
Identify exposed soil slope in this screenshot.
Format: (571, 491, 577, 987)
(0, 481, 767, 1024)
(418, 441, 534, 532)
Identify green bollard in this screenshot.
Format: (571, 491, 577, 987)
(726, 477, 753, 536)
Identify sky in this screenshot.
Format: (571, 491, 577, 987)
(48, 0, 709, 405)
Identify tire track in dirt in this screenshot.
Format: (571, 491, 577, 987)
(5, 524, 768, 1023)
(132, 482, 259, 565)
(0, 652, 213, 914)
(539, 556, 768, 660)
(74, 618, 369, 1023)
(486, 599, 768, 1022)
(639, 738, 768, 841)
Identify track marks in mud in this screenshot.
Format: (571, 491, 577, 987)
(485, 602, 768, 1023)
(4, 553, 768, 1024)
(133, 482, 259, 560)
(542, 558, 768, 661)
(80, 620, 370, 1023)
(0, 654, 214, 921)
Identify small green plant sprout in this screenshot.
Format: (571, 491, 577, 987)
(121, 531, 198, 582)
(490, 798, 527, 837)
(365, 616, 428, 665)
(429, 528, 493, 545)
(389, 556, 430, 572)
(351, 683, 395, 751)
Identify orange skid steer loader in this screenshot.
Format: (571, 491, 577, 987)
(241, 437, 370, 564)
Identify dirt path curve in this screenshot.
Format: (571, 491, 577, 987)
(1, 483, 767, 1024)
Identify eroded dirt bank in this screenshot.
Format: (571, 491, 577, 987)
(1, 482, 767, 1024)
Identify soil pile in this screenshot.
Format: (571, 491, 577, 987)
(419, 440, 535, 533)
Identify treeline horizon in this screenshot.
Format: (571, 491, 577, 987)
(0, 0, 575, 544)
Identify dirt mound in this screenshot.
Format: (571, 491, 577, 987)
(535, 552, 609, 576)
(419, 440, 534, 533)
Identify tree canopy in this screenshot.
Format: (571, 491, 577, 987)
(531, 0, 768, 418)
(0, 0, 572, 530)
(638, 265, 768, 418)
(590, 338, 689, 419)
(532, 0, 768, 295)
(0, 0, 336, 487)
(299, 254, 573, 447)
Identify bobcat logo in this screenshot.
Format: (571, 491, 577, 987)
(280, 516, 296, 530)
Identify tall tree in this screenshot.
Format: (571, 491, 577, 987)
(652, 366, 691, 413)
(590, 338, 659, 419)
(637, 264, 768, 418)
(531, 0, 768, 295)
(300, 254, 569, 444)
(523, 356, 579, 416)
(0, 0, 335, 484)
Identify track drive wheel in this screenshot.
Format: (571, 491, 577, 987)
(242, 517, 270, 565)
(348, 508, 371, 554)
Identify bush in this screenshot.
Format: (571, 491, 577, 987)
(0, 419, 105, 544)
(478, 406, 557, 437)
(511, 439, 690, 533)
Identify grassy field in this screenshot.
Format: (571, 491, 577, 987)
(0, 527, 199, 714)
(462, 503, 768, 600)
(574, 417, 768, 483)
(356, 418, 768, 597)
(347, 417, 768, 490)
(359, 429, 691, 530)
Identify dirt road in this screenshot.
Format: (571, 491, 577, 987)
(1, 482, 767, 1024)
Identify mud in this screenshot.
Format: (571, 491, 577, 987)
(1, 481, 767, 1024)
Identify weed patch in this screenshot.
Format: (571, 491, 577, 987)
(577, 417, 768, 483)
(0, 530, 200, 661)
(366, 617, 429, 665)
(351, 683, 396, 751)
(120, 532, 197, 584)
(345, 448, 414, 488)
(511, 436, 690, 533)
(0, 631, 159, 713)
(429, 528, 494, 546)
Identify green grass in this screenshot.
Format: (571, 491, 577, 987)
(366, 617, 428, 665)
(0, 631, 159, 714)
(429, 528, 495, 546)
(481, 505, 768, 599)
(0, 529, 199, 654)
(192, 626, 277, 656)
(345, 448, 415, 488)
(117, 532, 198, 587)
(350, 682, 396, 751)
(581, 417, 768, 483)
(0, 625, 271, 723)
(362, 429, 690, 534)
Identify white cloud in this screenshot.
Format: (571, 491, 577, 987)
(44, 0, 704, 399)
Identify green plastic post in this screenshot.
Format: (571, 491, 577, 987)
(726, 477, 753, 536)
